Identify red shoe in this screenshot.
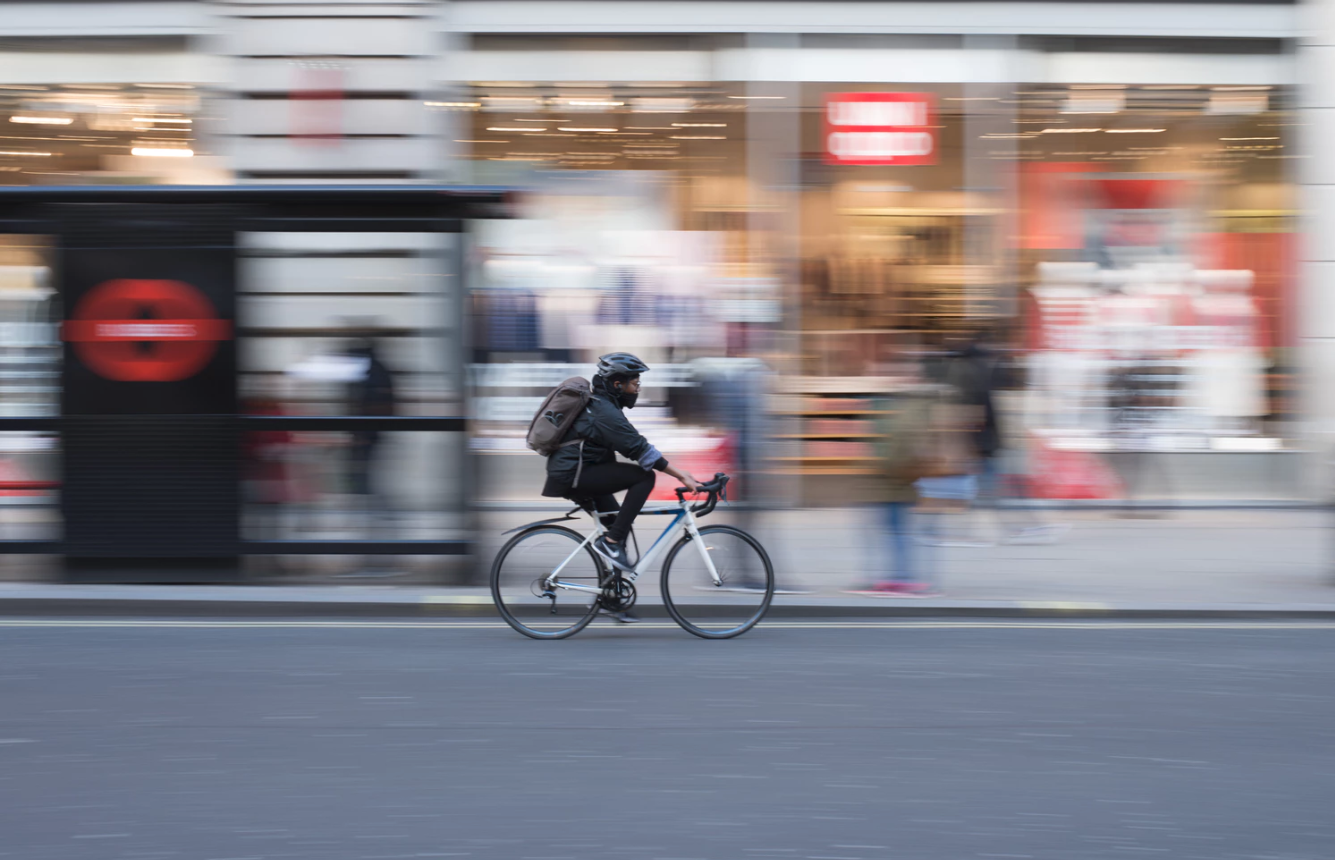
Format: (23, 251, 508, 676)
(869, 582, 907, 595)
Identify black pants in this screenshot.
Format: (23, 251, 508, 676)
(566, 462, 656, 543)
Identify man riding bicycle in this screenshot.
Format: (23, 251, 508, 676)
(542, 352, 699, 574)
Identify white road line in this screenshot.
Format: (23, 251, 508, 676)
(0, 619, 1332, 631)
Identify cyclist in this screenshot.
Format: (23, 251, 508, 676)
(542, 352, 699, 575)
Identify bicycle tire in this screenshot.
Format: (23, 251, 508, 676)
(660, 524, 775, 639)
(491, 525, 604, 640)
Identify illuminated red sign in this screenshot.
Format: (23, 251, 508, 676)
(824, 92, 936, 166)
(62, 279, 231, 382)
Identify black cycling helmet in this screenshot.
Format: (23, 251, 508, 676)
(596, 352, 650, 381)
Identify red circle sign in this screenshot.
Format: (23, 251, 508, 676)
(62, 279, 231, 382)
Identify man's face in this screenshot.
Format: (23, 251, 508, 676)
(618, 376, 642, 396)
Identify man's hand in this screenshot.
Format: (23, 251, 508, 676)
(667, 466, 699, 494)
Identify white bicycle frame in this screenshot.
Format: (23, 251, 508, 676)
(541, 498, 721, 595)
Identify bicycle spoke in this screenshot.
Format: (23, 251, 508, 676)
(491, 526, 603, 639)
(661, 525, 774, 639)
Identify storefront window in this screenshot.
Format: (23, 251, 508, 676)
(450, 82, 774, 501)
(1016, 84, 1296, 445)
(0, 83, 218, 186)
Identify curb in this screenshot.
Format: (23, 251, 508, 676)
(3, 597, 1335, 620)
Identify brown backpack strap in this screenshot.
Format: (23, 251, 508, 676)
(570, 439, 586, 488)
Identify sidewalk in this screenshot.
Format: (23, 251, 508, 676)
(1, 508, 1333, 618)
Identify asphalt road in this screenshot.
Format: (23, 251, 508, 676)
(3, 618, 1335, 860)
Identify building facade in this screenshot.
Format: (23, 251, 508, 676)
(0, 0, 1321, 503)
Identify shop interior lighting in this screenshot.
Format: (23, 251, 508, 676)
(1, 134, 90, 142)
(487, 126, 541, 132)
(670, 135, 725, 140)
(1213, 86, 1272, 91)
(1220, 136, 1279, 141)
(0, 150, 52, 156)
(515, 117, 562, 122)
(672, 122, 726, 127)
(425, 101, 480, 108)
(557, 127, 617, 132)
(132, 117, 191, 124)
(727, 95, 785, 99)
(130, 147, 193, 157)
(631, 98, 694, 112)
(134, 83, 194, 89)
(10, 116, 73, 125)
(564, 100, 624, 107)
(1105, 129, 1166, 134)
(1040, 128, 1102, 133)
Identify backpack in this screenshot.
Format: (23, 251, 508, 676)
(526, 376, 592, 457)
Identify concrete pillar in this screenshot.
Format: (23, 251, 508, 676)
(1300, 0, 1335, 497)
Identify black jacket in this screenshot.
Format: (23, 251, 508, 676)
(946, 346, 1001, 458)
(542, 382, 666, 495)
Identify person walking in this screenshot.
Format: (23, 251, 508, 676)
(859, 384, 942, 597)
(343, 336, 398, 576)
(949, 332, 1066, 544)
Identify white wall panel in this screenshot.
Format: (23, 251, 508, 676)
(0, 51, 220, 85)
(227, 2, 425, 16)
(3, 2, 205, 36)
(452, 49, 713, 83)
(228, 99, 431, 136)
(715, 46, 1015, 84)
(233, 58, 429, 93)
(1042, 52, 1295, 86)
(229, 137, 436, 172)
(241, 232, 448, 252)
(450, 1, 1298, 39)
(241, 257, 440, 294)
(1299, 46, 1335, 109)
(234, 17, 435, 57)
(240, 335, 452, 376)
(457, 44, 1287, 87)
(241, 295, 446, 330)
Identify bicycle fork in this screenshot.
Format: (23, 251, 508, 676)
(684, 511, 723, 587)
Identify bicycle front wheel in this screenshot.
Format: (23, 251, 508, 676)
(491, 525, 604, 639)
(661, 525, 774, 639)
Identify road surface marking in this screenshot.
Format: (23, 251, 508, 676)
(0, 619, 1333, 631)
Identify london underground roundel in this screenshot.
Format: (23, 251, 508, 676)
(62, 279, 232, 382)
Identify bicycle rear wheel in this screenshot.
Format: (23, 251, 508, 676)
(660, 525, 774, 639)
(491, 525, 604, 639)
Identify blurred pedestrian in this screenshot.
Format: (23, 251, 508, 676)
(243, 394, 294, 544)
(950, 332, 1065, 544)
(913, 384, 981, 551)
(857, 383, 942, 597)
(692, 358, 792, 593)
(343, 336, 399, 575)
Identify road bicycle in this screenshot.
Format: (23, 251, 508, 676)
(490, 473, 774, 639)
